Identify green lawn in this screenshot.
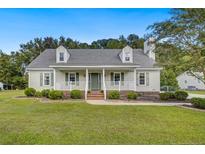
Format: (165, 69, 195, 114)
(186, 90, 205, 95)
(0, 90, 205, 144)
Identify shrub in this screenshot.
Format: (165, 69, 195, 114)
(35, 91, 42, 97)
(160, 93, 170, 100)
(127, 91, 138, 100)
(108, 90, 120, 99)
(48, 90, 64, 100)
(191, 98, 205, 109)
(70, 90, 82, 99)
(160, 92, 176, 101)
(175, 91, 188, 101)
(24, 88, 36, 97)
(41, 89, 50, 98)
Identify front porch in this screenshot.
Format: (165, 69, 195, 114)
(53, 67, 137, 100)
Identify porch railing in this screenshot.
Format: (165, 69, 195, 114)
(55, 81, 86, 91)
(55, 80, 135, 91)
(105, 80, 135, 91)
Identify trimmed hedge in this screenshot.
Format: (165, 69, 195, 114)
(48, 90, 64, 100)
(160, 91, 188, 101)
(175, 91, 188, 101)
(108, 90, 120, 99)
(35, 91, 42, 97)
(191, 97, 205, 109)
(160, 92, 175, 100)
(70, 90, 82, 99)
(127, 91, 138, 100)
(41, 89, 50, 98)
(24, 88, 36, 97)
(160, 93, 170, 100)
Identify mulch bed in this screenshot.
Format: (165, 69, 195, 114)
(181, 104, 205, 112)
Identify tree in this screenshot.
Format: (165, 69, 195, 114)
(160, 69, 179, 88)
(148, 8, 205, 83)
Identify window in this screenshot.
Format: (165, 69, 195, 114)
(139, 72, 145, 85)
(69, 73, 76, 85)
(44, 73, 50, 86)
(125, 52, 130, 62)
(114, 73, 121, 85)
(125, 57, 130, 61)
(59, 52, 64, 61)
(185, 80, 187, 84)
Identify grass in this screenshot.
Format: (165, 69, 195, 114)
(186, 90, 205, 95)
(0, 90, 205, 144)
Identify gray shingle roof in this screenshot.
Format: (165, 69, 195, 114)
(27, 48, 156, 68)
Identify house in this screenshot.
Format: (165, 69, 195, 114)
(0, 82, 4, 90)
(177, 71, 205, 90)
(26, 38, 162, 99)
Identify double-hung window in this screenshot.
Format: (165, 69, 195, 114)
(114, 73, 121, 85)
(44, 73, 50, 86)
(69, 73, 76, 85)
(59, 52, 64, 61)
(139, 72, 145, 86)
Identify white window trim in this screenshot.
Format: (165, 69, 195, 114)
(59, 52, 65, 62)
(69, 72, 76, 86)
(43, 72, 51, 86)
(138, 72, 146, 86)
(114, 72, 121, 86)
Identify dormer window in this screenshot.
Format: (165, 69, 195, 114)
(125, 57, 130, 62)
(125, 52, 131, 62)
(59, 52, 64, 61)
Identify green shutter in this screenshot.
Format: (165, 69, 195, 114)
(146, 72, 149, 86)
(65, 73, 68, 86)
(136, 72, 138, 86)
(76, 73, 79, 86)
(121, 72, 124, 86)
(51, 73, 54, 86)
(111, 72, 114, 85)
(40, 73, 43, 86)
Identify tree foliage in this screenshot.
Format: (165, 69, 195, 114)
(149, 8, 205, 83)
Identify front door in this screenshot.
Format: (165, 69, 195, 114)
(89, 73, 101, 90)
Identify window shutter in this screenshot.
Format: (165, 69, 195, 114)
(76, 73, 79, 86)
(51, 72, 54, 86)
(136, 72, 138, 86)
(146, 72, 149, 86)
(111, 72, 114, 85)
(65, 73, 68, 86)
(121, 72, 124, 86)
(40, 73, 43, 86)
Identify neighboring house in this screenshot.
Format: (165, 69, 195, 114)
(0, 82, 4, 90)
(177, 71, 205, 90)
(26, 38, 162, 99)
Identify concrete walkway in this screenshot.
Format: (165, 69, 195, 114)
(86, 100, 190, 106)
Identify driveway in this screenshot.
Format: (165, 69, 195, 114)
(188, 93, 205, 99)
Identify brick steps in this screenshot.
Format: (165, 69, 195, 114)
(87, 91, 104, 100)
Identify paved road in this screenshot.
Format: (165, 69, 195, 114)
(188, 93, 205, 99)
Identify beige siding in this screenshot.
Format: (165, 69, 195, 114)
(28, 69, 160, 92)
(28, 70, 54, 90)
(55, 70, 86, 90)
(136, 70, 160, 92)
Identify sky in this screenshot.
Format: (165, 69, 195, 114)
(0, 8, 171, 53)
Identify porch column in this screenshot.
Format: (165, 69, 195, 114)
(85, 68, 88, 100)
(134, 68, 136, 91)
(102, 68, 106, 100)
(53, 68, 56, 90)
